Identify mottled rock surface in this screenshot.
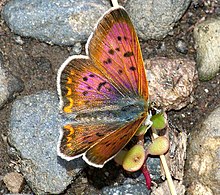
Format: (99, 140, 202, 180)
(185, 106, 220, 194)
(2, 0, 109, 45)
(125, 0, 191, 40)
(9, 91, 86, 194)
(194, 17, 220, 81)
(0, 53, 24, 108)
(146, 57, 197, 111)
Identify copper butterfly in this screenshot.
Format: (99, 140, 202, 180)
(57, 4, 148, 168)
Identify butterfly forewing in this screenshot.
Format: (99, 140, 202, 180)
(58, 56, 123, 113)
(88, 7, 148, 99)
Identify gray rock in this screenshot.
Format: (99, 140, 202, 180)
(2, 0, 110, 45)
(102, 183, 150, 195)
(0, 53, 24, 109)
(125, 0, 191, 40)
(9, 91, 86, 194)
(185, 106, 220, 194)
(194, 17, 220, 81)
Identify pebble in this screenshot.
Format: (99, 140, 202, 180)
(194, 17, 220, 81)
(175, 39, 188, 54)
(185, 106, 220, 194)
(9, 91, 86, 194)
(3, 172, 24, 193)
(125, 0, 191, 40)
(0, 52, 24, 108)
(69, 42, 83, 55)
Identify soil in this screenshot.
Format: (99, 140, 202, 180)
(0, 0, 220, 194)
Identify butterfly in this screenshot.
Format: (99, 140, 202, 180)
(57, 5, 149, 168)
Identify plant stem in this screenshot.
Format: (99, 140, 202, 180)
(152, 132, 177, 195)
(141, 163, 151, 189)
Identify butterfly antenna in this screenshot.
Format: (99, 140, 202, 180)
(111, 0, 119, 8)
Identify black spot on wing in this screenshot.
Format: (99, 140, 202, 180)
(117, 36, 122, 41)
(124, 51, 134, 57)
(96, 132, 105, 137)
(83, 77, 88, 81)
(82, 91, 88, 96)
(130, 66, 136, 71)
(118, 69, 123, 74)
(108, 49, 114, 55)
(97, 81, 107, 91)
(103, 58, 112, 65)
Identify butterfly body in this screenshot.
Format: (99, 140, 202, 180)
(57, 7, 149, 167)
(66, 97, 147, 124)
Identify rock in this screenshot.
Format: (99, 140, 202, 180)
(146, 57, 197, 111)
(2, 0, 109, 45)
(194, 17, 220, 81)
(0, 53, 24, 109)
(69, 42, 83, 55)
(185, 106, 220, 194)
(102, 183, 150, 195)
(125, 0, 191, 40)
(175, 39, 188, 54)
(0, 0, 7, 12)
(151, 180, 185, 195)
(9, 91, 86, 194)
(3, 172, 24, 193)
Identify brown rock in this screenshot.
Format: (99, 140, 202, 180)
(146, 57, 197, 111)
(152, 180, 185, 195)
(3, 172, 24, 193)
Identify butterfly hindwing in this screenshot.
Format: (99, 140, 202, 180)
(84, 115, 147, 167)
(58, 122, 123, 160)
